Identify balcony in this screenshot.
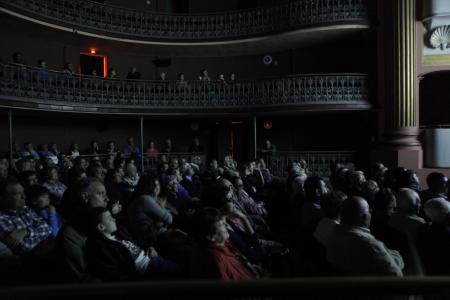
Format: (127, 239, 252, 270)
(0, 0, 370, 55)
(0, 64, 371, 115)
(1, 0, 368, 39)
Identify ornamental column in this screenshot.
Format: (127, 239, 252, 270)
(374, 0, 422, 170)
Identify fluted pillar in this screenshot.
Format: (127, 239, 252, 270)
(384, 0, 419, 146)
(374, 0, 422, 169)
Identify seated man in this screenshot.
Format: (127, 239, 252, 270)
(420, 172, 448, 217)
(389, 188, 425, 242)
(327, 196, 404, 276)
(0, 179, 51, 255)
(56, 178, 120, 282)
(86, 207, 178, 281)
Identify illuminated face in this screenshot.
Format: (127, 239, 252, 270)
(3, 184, 26, 210)
(98, 210, 117, 235)
(87, 183, 109, 208)
(211, 218, 229, 245)
(34, 193, 50, 209)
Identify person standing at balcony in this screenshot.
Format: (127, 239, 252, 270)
(11, 51, 25, 66)
(228, 73, 236, 84)
(176, 73, 188, 90)
(162, 139, 177, 154)
(145, 141, 160, 158)
(327, 196, 405, 276)
(126, 67, 141, 80)
(20, 142, 39, 159)
(188, 138, 204, 154)
(159, 72, 168, 81)
(108, 68, 118, 79)
(63, 63, 75, 76)
(199, 69, 211, 82)
(216, 74, 227, 87)
(36, 59, 49, 80)
(123, 137, 141, 161)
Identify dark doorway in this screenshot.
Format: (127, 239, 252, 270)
(420, 72, 450, 127)
(230, 120, 251, 163)
(80, 52, 107, 77)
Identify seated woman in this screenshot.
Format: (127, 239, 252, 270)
(191, 207, 258, 280)
(128, 175, 173, 247)
(86, 207, 178, 281)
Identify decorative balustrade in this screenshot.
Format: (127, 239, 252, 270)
(1, 0, 368, 39)
(141, 151, 353, 178)
(265, 151, 355, 177)
(0, 64, 370, 110)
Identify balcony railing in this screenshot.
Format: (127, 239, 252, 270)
(264, 151, 355, 177)
(0, 0, 369, 39)
(141, 151, 354, 178)
(0, 64, 370, 110)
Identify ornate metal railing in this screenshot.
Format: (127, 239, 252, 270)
(143, 153, 206, 173)
(264, 151, 355, 177)
(141, 151, 354, 178)
(0, 64, 370, 109)
(0, 0, 368, 39)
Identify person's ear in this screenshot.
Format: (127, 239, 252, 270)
(97, 223, 105, 232)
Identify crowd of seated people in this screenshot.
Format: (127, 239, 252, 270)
(2, 137, 450, 286)
(7, 51, 239, 85)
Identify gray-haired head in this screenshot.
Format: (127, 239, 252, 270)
(424, 197, 450, 224)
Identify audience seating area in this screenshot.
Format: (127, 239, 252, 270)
(1, 137, 450, 288)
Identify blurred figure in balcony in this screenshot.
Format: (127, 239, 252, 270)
(145, 141, 160, 158)
(188, 138, 204, 154)
(162, 139, 177, 154)
(69, 143, 80, 158)
(63, 63, 75, 76)
(107, 68, 118, 79)
(11, 51, 24, 65)
(126, 66, 141, 80)
(122, 137, 141, 161)
(105, 141, 118, 158)
(20, 142, 39, 159)
(91, 69, 99, 77)
(87, 140, 101, 156)
(198, 69, 211, 82)
(216, 73, 227, 87)
(176, 73, 187, 88)
(37, 59, 49, 80)
(228, 73, 237, 84)
(158, 71, 168, 81)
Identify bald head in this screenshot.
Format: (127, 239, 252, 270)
(424, 198, 450, 224)
(341, 196, 371, 228)
(396, 188, 420, 214)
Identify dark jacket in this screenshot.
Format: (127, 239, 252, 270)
(86, 234, 136, 281)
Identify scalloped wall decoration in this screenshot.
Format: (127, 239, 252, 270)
(430, 25, 450, 50)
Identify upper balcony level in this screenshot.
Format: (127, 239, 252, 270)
(0, 63, 371, 115)
(0, 0, 371, 56)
